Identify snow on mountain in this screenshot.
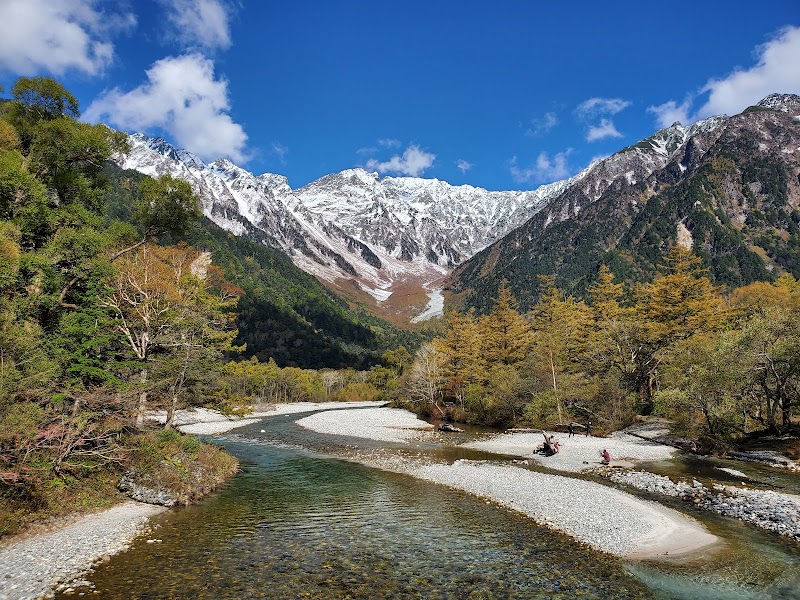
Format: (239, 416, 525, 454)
(118, 102, 736, 322)
(118, 134, 581, 320)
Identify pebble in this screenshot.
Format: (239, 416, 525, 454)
(601, 468, 800, 540)
(0, 502, 165, 600)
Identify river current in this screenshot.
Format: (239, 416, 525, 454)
(58, 409, 800, 599)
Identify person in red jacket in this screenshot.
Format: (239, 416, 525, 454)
(600, 449, 611, 465)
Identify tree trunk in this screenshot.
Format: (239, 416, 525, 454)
(165, 394, 178, 429)
(549, 348, 563, 424)
(638, 372, 655, 415)
(135, 368, 148, 427)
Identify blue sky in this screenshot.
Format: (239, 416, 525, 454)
(1, 1, 799, 190)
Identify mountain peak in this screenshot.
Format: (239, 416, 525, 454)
(756, 93, 800, 112)
(129, 134, 206, 169)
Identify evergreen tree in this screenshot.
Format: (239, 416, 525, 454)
(435, 310, 484, 406)
(633, 246, 728, 412)
(479, 282, 532, 368)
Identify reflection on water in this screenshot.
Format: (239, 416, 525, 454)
(57, 410, 800, 600)
(71, 440, 650, 599)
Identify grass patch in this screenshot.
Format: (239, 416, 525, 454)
(0, 428, 238, 540)
(124, 430, 239, 506)
(0, 470, 121, 539)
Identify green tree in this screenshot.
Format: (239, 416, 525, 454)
(738, 304, 800, 432)
(632, 247, 728, 413)
(528, 276, 591, 424)
(6, 77, 80, 149)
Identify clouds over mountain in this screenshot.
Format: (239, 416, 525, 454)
(649, 25, 800, 128)
(84, 53, 248, 163)
(365, 145, 436, 177)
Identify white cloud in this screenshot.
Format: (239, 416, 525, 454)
(0, 0, 135, 76)
(378, 138, 402, 149)
(697, 26, 800, 118)
(586, 118, 623, 142)
(356, 146, 377, 156)
(525, 111, 558, 136)
(84, 53, 249, 163)
(509, 149, 572, 184)
(646, 99, 693, 129)
(648, 26, 800, 127)
(576, 97, 632, 119)
(365, 146, 435, 177)
(271, 142, 288, 164)
(455, 159, 473, 173)
(160, 0, 232, 50)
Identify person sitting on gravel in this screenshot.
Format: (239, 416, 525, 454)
(600, 448, 611, 465)
(542, 432, 559, 455)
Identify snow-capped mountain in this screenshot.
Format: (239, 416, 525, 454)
(119, 93, 767, 321)
(119, 134, 581, 319)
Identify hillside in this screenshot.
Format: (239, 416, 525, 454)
(449, 94, 800, 311)
(103, 164, 419, 369)
(118, 136, 580, 323)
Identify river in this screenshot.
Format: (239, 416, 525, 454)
(57, 409, 800, 599)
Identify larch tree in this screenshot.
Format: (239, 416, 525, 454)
(632, 246, 728, 413)
(435, 309, 484, 407)
(528, 276, 591, 425)
(479, 282, 532, 369)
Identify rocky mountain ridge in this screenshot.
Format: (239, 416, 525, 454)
(450, 93, 800, 311)
(118, 93, 799, 321)
(119, 135, 583, 321)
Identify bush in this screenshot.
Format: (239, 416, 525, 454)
(123, 430, 238, 506)
(332, 382, 381, 402)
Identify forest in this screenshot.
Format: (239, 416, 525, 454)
(400, 252, 799, 450)
(1, 76, 798, 537)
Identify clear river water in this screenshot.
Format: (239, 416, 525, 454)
(57, 409, 800, 599)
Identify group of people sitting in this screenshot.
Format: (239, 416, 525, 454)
(542, 432, 560, 455)
(541, 431, 612, 465)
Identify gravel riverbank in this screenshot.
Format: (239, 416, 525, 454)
(410, 460, 718, 558)
(600, 468, 800, 540)
(147, 401, 387, 435)
(0, 501, 165, 600)
(301, 407, 719, 559)
(296, 407, 434, 442)
(0, 403, 387, 599)
(464, 430, 676, 472)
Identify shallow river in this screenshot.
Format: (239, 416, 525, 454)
(59, 409, 800, 599)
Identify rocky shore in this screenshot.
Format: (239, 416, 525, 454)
(7, 403, 796, 598)
(303, 407, 720, 559)
(0, 502, 165, 600)
(599, 468, 800, 540)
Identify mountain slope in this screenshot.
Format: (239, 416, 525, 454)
(118, 136, 582, 322)
(103, 164, 418, 369)
(449, 94, 800, 311)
